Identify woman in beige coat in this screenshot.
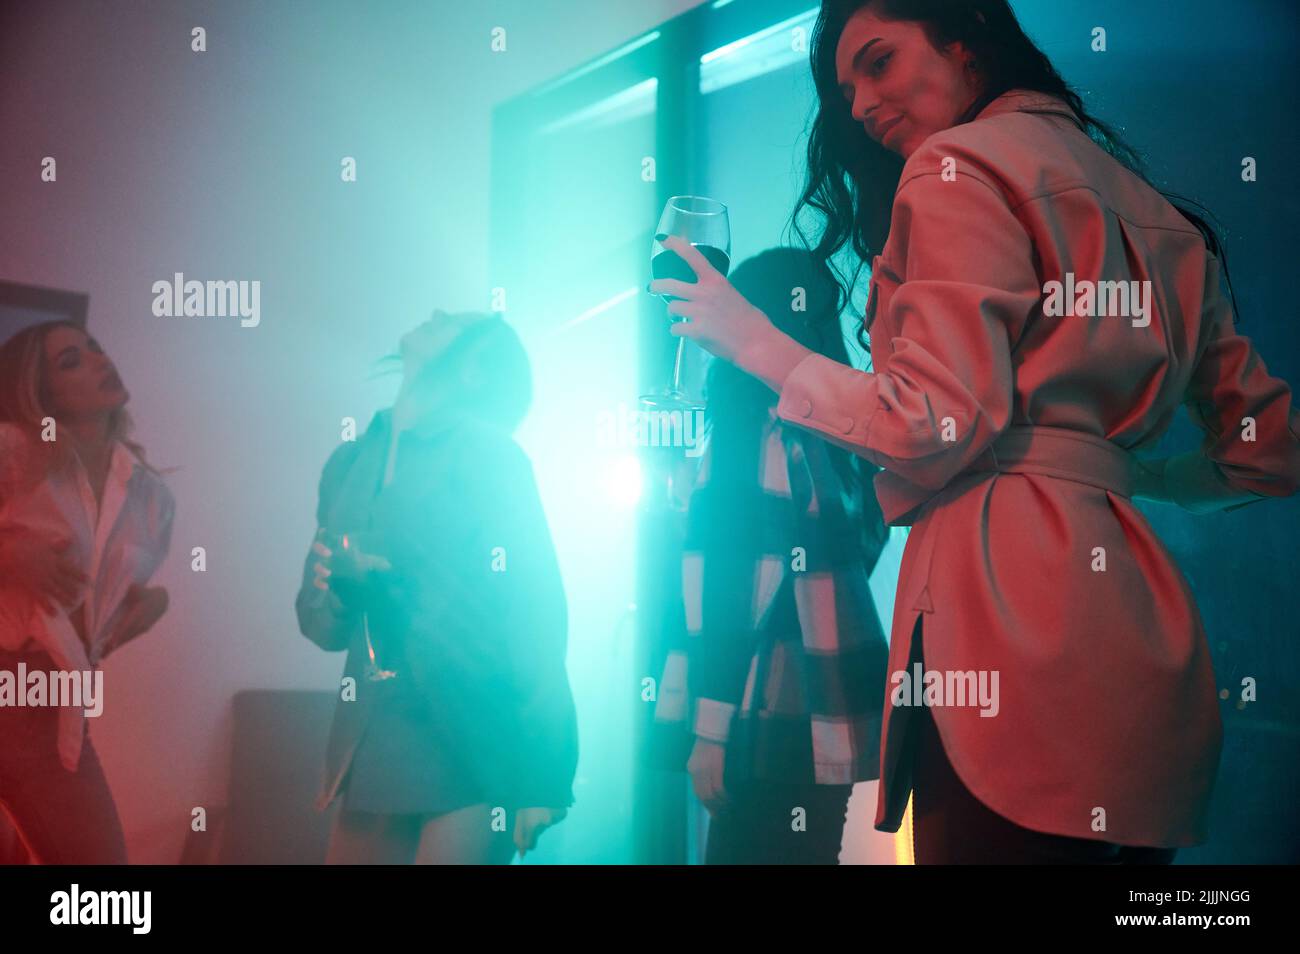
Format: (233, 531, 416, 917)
(651, 0, 1299, 863)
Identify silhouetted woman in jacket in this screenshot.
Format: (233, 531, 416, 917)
(297, 311, 578, 864)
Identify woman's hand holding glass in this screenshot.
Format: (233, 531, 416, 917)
(650, 235, 777, 367)
(311, 530, 393, 610)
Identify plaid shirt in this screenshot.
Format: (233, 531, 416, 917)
(653, 406, 890, 785)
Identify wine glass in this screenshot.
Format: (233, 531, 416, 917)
(641, 195, 731, 412)
(323, 528, 398, 682)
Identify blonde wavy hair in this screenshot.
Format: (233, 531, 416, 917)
(0, 320, 161, 481)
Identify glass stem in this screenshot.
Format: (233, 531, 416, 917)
(669, 336, 687, 394)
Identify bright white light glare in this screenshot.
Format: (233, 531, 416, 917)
(607, 453, 644, 508)
(553, 286, 639, 335)
(532, 31, 661, 99)
(699, 8, 819, 94)
(541, 77, 658, 136)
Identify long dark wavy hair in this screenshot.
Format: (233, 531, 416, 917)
(705, 247, 853, 482)
(791, 0, 1238, 352)
(703, 247, 884, 547)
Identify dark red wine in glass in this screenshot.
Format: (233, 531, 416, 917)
(651, 244, 731, 300)
(643, 196, 731, 412)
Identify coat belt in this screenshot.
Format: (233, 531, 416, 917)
(965, 424, 1138, 498)
(900, 424, 1140, 615)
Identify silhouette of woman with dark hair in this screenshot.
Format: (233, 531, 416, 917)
(297, 310, 578, 864)
(654, 249, 890, 864)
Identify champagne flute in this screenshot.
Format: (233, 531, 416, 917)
(641, 195, 731, 411)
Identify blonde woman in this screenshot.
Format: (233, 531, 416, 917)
(0, 320, 175, 864)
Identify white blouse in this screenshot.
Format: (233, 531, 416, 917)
(0, 423, 174, 770)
